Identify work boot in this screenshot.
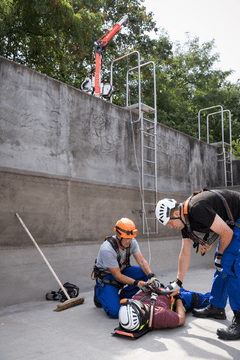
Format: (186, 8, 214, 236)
(93, 285, 102, 308)
(217, 311, 240, 340)
(192, 304, 226, 319)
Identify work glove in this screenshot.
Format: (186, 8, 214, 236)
(162, 278, 182, 295)
(147, 277, 163, 291)
(134, 280, 151, 293)
(215, 252, 223, 271)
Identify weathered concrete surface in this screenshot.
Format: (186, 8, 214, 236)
(0, 56, 218, 192)
(0, 167, 187, 247)
(233, 160, 240, 185)
(0, 56, 226, 248)
(0, 236, 217, 307)
(1, 268, 240, 360)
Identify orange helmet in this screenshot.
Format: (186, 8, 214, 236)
(114, 218, 138, 238)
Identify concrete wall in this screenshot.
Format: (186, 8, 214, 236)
(233, 160, 240, 185)
(0, 56, 238, 306)
(0, 56, 221, 247)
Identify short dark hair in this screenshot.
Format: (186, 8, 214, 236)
(170, 205, 179, 218)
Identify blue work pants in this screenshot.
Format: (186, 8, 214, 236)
(210, 218, 240, 312)
(95, 266, 148, 318)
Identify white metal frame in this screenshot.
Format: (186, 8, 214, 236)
(198, 106, 233, 187)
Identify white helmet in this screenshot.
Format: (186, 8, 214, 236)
(119, 299, 149, 332)
(155, 198, 178, 226)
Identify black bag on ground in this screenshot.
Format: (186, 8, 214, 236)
(46, 282, 79, 302)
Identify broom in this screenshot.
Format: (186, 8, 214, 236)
(16, 213, 84, 312)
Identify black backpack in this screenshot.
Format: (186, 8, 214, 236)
(46, 282, 79, 303)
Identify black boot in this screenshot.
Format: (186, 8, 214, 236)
(192, 304, 226, 320)
(217, 311, 240, 340)
(93, 285, 102, 308)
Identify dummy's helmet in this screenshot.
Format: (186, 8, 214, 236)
(114, 218, 138, 238)
(155, 198, 178, 226)
(119, 299, 149, 332)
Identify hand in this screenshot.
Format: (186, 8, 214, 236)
(147, 277, 162, 291)
(162, 279, 182, 295)
(134, 280, 151, 292)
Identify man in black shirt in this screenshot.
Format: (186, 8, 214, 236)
(155, 189, 240, 340)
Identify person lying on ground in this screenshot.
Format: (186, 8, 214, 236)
(117, 287, 210, 335)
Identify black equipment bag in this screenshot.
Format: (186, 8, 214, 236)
(46, 282, 79, 303)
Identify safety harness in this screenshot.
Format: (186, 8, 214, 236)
(183, 188, 240, 256)
(91, 236, 131, 288)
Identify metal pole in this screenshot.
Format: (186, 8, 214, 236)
(110, 51, 140, 105)
(198, 105, 223, 140)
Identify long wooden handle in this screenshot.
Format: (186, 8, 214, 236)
(16, 213, 70, 301)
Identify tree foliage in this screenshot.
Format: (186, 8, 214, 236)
(149, 35, 240, 157)
(0, 0, 105, 87)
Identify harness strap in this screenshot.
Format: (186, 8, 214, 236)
(91, 236, 131, 288)
(183, 189, 239, 256)
(106, 236, 131, 271)
(183, 195, 215, 256)
(148, 293, 158, 329)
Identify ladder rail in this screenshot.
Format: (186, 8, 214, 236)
(206, 109, 233, 187)
(112, 54, 158, 235)
(198, 106, 233, 187)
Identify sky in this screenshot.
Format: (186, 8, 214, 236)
(144, 0, 240, 83)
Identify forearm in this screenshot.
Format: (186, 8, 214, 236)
(177, 239, 191, 282)
(176, 299, 185, 326)
(139, 259, 152, 276)
(217, 233, 233, 254)
(111, 272, 135, 285)
(210, 214, 233, 255)
(134, 252, 153, 276)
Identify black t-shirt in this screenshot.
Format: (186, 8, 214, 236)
(181, 189, 240, 239)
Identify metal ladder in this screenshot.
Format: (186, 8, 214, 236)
(110, 54, 158, 234)
(198, 106, 233, 187)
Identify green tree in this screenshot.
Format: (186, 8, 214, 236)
(0, 0, 166, 90)
(0, 0, 105, 87)
(150, 34, 240, 149)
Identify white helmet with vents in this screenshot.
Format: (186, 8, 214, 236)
(118, 299, 149, 332)
(155, 198, 178, 226)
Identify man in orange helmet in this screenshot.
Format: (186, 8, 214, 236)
(92, 218, 161, 318)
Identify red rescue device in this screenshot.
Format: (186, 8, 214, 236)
(94, 15, 128, 98)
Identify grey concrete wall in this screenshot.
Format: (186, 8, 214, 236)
(0, 56, 219, 194)
(233, 160, 240, 185)
(0, 56, 221, 247)
(0, 56, 237, 306)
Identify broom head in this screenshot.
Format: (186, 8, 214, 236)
(53, 295, 84, 312)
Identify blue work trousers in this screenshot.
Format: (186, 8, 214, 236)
(210, 218, 240, 312)
(180, 288, 210, 311)
(95, 266, 148, 318)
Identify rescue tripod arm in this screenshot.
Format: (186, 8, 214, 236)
(94, 14, 128, 98)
